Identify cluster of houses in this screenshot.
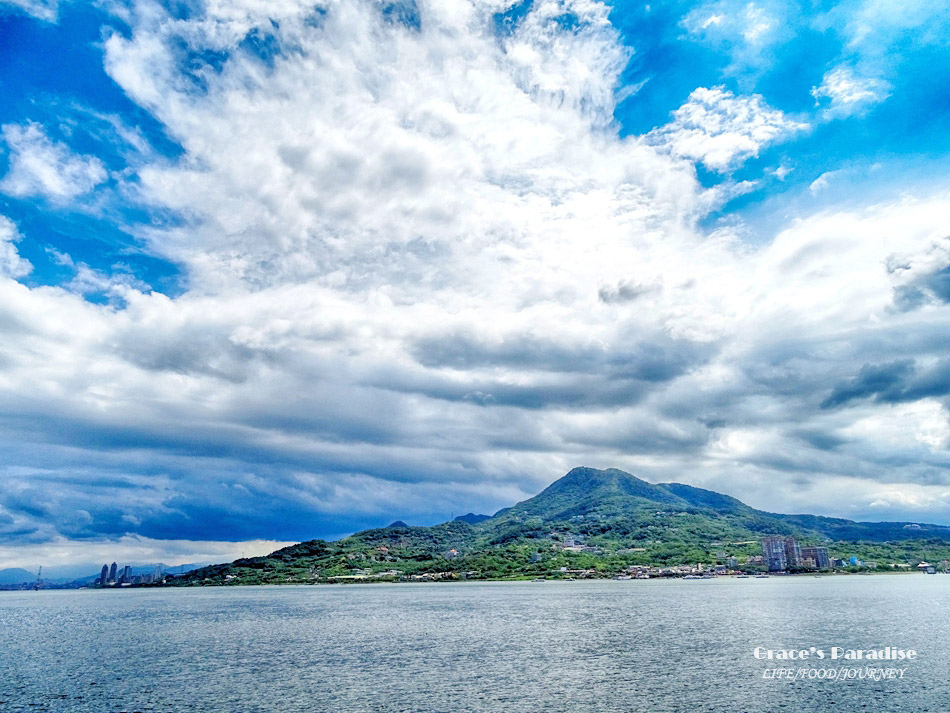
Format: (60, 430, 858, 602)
(326, 535, 950, 583)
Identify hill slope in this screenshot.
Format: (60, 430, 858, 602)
(172, 467, 950, 585)
(0, 568, 34, 585)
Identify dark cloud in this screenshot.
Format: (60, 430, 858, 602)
(821, 359, 950, 409)
(821, 359, 915, 408)
(893, 263, 950, 311)
(893, 285, 930, 312)
(597, 280, 658, 304)
(561, 419, 711, 455)
(924, 266, 950, 302)
(114, 326, 275, 382)
(794, 429, 848, 451)
(401, 330, 715, 411)
(410, 332, 706, 383)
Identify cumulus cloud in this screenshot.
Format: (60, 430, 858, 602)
(648, 86, 807, 171)
(822, 359, 950, 409)
(0, 216, 32, 279)
(811, 67, 890, 118)
(0, 0, 59, 22)
(888, 235, 950, 310)
(1, 0, 950, 567)
(0, 122, 108, 202)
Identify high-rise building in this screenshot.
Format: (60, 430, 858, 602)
(121, 565, 131, 584)
(99, 564, 109, 585)
(784, 537, 802, 569)
(108, 562, 117, 582)
(762, 536, 787, 571)
(801, 546, 830, 569)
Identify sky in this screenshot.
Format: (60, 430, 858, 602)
(1, 0, 950, 572)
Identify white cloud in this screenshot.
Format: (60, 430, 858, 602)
(683, 2, 777, 45)
(811, 67, 890, 118)
(648, 86, 807, 171)
(1, 0, 59, 22)
(682, 1, 792, 76)
(0, 535, 294, 573)
(770, 164, 792, 180)
(740, 3, 771, 42)
(841, 0, 950, 51)
(0, 216, 32, 279)
(0, 0, 950, 562)
(0, 122, 108, 202)
(809, 170, 839, 194)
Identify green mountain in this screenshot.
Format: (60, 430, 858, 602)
(171, 467, 950, 585)
(453, 513, 490, 524)
(496, 467, 684, 519)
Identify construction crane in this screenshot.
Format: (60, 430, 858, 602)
(34, 566, 42, 591)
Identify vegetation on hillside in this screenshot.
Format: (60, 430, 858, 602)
(171, 467, 950, 586)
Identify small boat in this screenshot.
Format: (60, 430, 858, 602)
(613, 575, 632, 580)
(737, 575, 750, 579)
(683, 575, 701, 579)
(755, 575, 769, 579)
(531, 578, 546, 582)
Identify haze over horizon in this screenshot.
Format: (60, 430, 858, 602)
(2, 0, 950, 571)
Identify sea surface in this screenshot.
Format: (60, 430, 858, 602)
(1, 575, 948, 713)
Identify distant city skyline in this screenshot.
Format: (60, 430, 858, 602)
(2, 0, 950, 569)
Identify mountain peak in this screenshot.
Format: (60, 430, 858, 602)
(499, 466, 685, 522)
(453, 513, 490, 524)
(547, 467, 674, 499)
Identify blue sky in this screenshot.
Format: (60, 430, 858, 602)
(1, 0, 950, 570)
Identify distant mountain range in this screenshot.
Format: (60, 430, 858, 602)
(453, 513, 490, 524)
(0, 567, 35, 585)
(66, 562, 208, 586)
(172, 467, 950, 585)
(488, 467, 950, 541)
(0, 563, 209, 589)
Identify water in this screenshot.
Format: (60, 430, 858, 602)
(1, 575, 948, 713)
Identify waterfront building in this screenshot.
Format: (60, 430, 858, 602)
(761, 537, 787, 571)
(121, 565, 131, 583)
(800, 546, 830, 569)
(99, 564, 109, 585)
(108, 562, 117, 582)
(784, 537, 802, 569)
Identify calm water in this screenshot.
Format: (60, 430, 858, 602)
(1, 576, 948, 713)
